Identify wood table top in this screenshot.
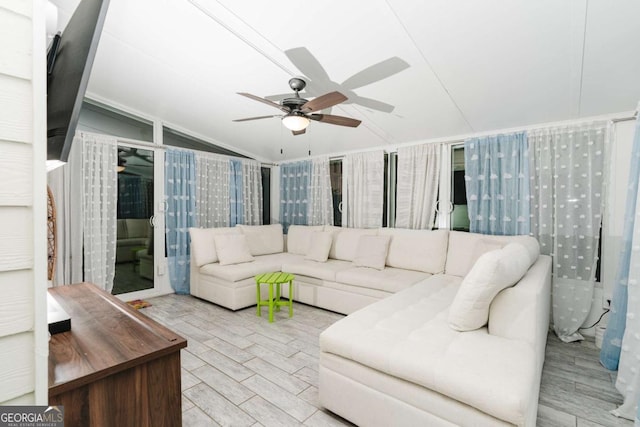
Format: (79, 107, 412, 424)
(48, 283, 186, 396)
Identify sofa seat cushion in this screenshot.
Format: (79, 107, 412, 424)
(335, 267, 430, 293)
(199, 257, 282, 282)
(281, 259, 353, 282)
(320, 275, 537, 425)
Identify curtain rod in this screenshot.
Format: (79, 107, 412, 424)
(611, 113, 638, 123)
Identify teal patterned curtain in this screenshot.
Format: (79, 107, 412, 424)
(464, 132, 530, 235)
(165, 149, 196, 294)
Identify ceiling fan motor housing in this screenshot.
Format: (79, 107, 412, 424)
(281, 97, 308, 111)
(288, 77, 307, 92)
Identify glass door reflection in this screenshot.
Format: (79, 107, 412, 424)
(113, 146, 155, 295)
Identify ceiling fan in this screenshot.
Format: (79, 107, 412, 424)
(233, 77, 361, 135)
(266, 47, 409, 114)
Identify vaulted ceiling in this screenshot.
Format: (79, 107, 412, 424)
(51, 0, 640, 162)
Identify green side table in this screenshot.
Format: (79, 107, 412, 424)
(255, 272, 295, 323)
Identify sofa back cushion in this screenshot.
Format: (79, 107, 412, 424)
(379, 228, 449, 273)
(189, 226, 239, 266)
(287, 225, 325, 255)
(236, 224, 284, 256)
(126, 219, 149, 239)
(324, 226, 378, 261)
(305, 231, 333, 262)
(353, 235, 391, 270)
(445, 231, 540, 277)
(448, 243, 534, 331)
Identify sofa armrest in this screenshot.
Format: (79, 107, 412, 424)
(489, 255, 551, 354)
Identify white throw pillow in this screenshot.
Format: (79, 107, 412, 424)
(214, 234, 255, 266)
(448, 243, 532, 331)
(305, 231, 333, 262)
(353, 235, 391, 270)
(189, 228, 218, 267)
(189, 227, 240, 266)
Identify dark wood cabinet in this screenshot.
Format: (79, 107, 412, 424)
(48, 283, 187, 427)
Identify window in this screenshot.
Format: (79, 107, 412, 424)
(78, 100, 153, 142)
(387, 152, 398, 227)
(329, 154, 396, 228)
(261, 167, 271, 225)
(162, 126, 248, 157)
(330, 159, 342, 226)
(451, 145, 469, 231)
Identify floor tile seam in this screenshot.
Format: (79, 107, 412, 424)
(296, 384, 313, 397)
(241, 371, 316, 410)
(544, 359, 612, 380)
(543, 365, 613, 387)
(246, 333, 299, 355)
(301, 408, 320, 425)
(189, 381, 259, 425)
(202, 339, 255, 362)
(203, 334, 249, 349)
(192, 362, 256, 392)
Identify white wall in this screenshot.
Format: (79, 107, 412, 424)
(0, 0, 48, 404)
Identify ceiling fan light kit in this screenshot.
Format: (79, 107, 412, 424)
(235, 77, 361, 135)
(282, 112, 309, 131)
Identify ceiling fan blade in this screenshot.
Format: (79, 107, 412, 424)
(350, 95, 396, 113)
(341, 57, 410, 90)
(292, 129, 306, 136)
(237, 92, 290, 112)
(233, 115, 280, 122)
(285, 47, 331, 83)
(264, 93, 294, 102)
(310, 114, 361, 128)
(302, 92, 347, 112)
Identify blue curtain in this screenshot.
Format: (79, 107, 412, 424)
(601, 118, 640, 370)
(464, 132, 530, 235)
(280, 161, 311, 233)
(165, 149, 196, 294)
(229, 159, 244, 226)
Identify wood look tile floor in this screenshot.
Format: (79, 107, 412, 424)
(142, 294, 632, 427)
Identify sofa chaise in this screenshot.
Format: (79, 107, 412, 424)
(188, 223, 551, 426)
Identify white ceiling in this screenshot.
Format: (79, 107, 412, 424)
(51, 0, 640, 162)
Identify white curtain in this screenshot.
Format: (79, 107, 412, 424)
(309, 157, 334, 226)
(345, 150, 384, 228)
(195, 153, 230, 228)
(80, 133, 118, 293)
(528, 123, 608, 342)
(47, 140, 83, 286)
(242, 159, 263, 225)
(396, 143, 441, 229)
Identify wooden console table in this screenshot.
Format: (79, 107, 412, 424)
(48, 283, 187, 427)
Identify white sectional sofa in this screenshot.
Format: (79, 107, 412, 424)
(188, 223, 551, 426)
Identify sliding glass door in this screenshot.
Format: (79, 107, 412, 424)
(113, 144, 156, 295)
